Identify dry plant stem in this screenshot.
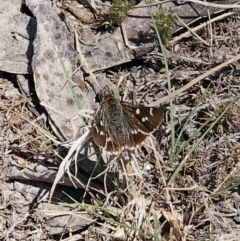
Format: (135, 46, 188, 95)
(183, 207, 198, 241)
(150, 53, 240, 106)
(176, 0, 240, 9)
(123, 159, 138, 198)
(49, 129, 92, 202)
(66, 15, 100, 89)
(14, 111, 60, 144)
(41, 101, 78, 122)
(83, 155, 105, 198)
(205, 0, 213, 46)
(135, 0, 240, 9)
(174, 97, 237, 114)
(212, 169, 240, 195)
(149, 138, 167, 187)
(166, 97, 239, 189)
(58, 234, 82, 241)
(151, 52, 209, 64)
(202, 196, 224, 226)
(121, 22, 137, 49)
(163, 186, 211, 192)
(175, 15, 210, 46)
(74, 29, 100, 89)
(172, 11, 236, 43)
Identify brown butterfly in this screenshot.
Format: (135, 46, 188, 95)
(92, 86, 164, 154)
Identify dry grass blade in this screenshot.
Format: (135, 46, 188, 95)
(171, 11, 236, 43)
(151, 53, 240, 106)
(49, 129, 92, 202)
(137, 0, 240, 9)
(167, 96, 240, 187)
(175, 14, 210, 46)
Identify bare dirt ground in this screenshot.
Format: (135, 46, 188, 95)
(1, 0, 240, 240)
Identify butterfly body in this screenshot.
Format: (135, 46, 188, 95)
(102, 94, 131, 148)
(92, 86, 164, 154)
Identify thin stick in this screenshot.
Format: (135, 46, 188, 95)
(134, 0, 240, 9)
(149, 54, 240, 106)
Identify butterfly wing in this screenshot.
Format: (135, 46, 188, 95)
(122, 103, 164, 134)
(122, 104, 164, 148)
(92, 109, 122, 154)
(92, 86, 164, 154)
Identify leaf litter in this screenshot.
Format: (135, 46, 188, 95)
(1, 0, 240, 240)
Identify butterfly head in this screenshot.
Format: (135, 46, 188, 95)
(95, 86, 115, 103)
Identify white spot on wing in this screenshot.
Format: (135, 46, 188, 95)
(150, 108, 153, 116)
(100, 120, 103, 126)
(131, 129, 138, 134)
(136, 108, 140, 114)
(95, 126, 99, 133)
(100, 131, 104, 135)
